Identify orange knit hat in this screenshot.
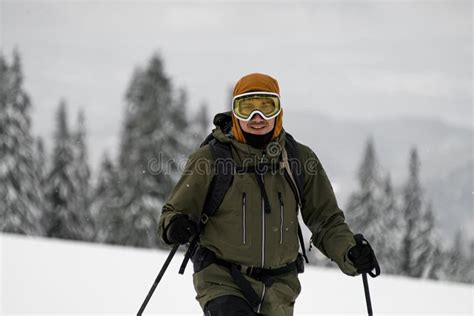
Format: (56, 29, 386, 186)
(231, 73, 283, 143)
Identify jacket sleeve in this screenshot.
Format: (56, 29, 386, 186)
(298, 144, 357, 276)
(158, 146, 214, 245)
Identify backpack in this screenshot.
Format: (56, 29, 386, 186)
(179, 112, 308, 274)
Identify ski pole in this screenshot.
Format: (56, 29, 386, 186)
(137, 244, 179, 316)
(362, 272, 373, 316)
(353, 234, 380, 316)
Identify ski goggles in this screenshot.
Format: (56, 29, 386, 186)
(232, 92, 281, 121)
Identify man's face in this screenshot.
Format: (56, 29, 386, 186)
(238, 98, 276, 135)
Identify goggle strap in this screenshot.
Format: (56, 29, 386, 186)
(232, 91, 280, 103)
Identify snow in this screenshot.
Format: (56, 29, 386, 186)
(1, 233, 472, 315)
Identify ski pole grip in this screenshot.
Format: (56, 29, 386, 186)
(353, 234, 381, 278)
(354, 233, 366, 246)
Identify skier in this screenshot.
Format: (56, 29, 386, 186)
(158, 73, 379, 315)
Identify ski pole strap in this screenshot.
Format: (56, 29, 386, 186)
(368, 258, 381, 278)
(353, 234, 380, 278)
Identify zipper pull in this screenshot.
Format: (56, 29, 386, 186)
(278, 192, 284, 206)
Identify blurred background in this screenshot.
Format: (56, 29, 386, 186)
(1, 0, 472, 299)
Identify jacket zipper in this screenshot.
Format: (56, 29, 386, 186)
(260, 152, 266, 268)
(258, 153, 267, 311)
(278, 192, 284, 244)
(261, 173, 265, 268)
(242, 192, 247, 245)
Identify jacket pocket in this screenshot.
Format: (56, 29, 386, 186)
(278, 192, 284, 244)
(242, 192, 247, 245)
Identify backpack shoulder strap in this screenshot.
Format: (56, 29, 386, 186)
(179, 139, 234, 275)
(284, 132, 305, 205)
(200, 133, 215, 147)
(283, 132, 309, 263)
(200, 139, 234, 223)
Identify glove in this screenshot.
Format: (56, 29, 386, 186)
(165, 214, 198, 245)
(348, 234, 380, 276)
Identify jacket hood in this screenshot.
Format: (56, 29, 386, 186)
(213, 111, 233, 135)
(233, 73, 280, 96)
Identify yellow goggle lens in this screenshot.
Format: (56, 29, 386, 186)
(233, 95, 280, 119)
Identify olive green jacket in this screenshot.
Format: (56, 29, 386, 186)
(158, 112, 357, 276)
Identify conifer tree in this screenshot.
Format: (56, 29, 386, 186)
(444, 231, 473, 283)
(35, 137, 47, 187)
(0, 51, 44, 236)
(399, 148, 439, 278)
(427, 244, 445, 281)
(346, 138, 386, 253)
(71, 109, 94, 240)
(90, 152, 123, 243)
(44, 101, 83, 240)
(400, 148, 421, 276)
(467, 241, 474, 283)
(94, 152, 116, 199)
(418, 202, 438, 278)
(111, 53, 191, 248)
(378, 173, 403, 274)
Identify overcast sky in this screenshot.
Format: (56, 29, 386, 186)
(1, 0, 472, 171)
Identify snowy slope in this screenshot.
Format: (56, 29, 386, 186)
(1, 233, 472, 315)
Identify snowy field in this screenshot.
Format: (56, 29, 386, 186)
(1, 233, 472, 316)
